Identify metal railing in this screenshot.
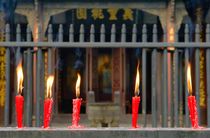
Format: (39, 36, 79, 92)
(1, 23, 210, 128)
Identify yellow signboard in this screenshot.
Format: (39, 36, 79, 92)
(76, 8, 134, 21)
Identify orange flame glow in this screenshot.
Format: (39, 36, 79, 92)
(17, 62, 23, 95)
(46, 75, 54, 98)
(76, 73, 81, 98)
(187, 63, 193, 95)
(168, 27, 175, 50)
(169, 28, 174, 42)
(134, 61, 140, 96)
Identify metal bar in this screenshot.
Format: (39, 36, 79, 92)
(142, 24, 147, 127)
(69, 24, 74, 42)
(111, 24, 116, 42)
(121, 24, 126, 42)
(207, 49, 210, 127)
(178, 52, 183, 127)
(90, 24, 95, 42)
(1, 42, 210, 48)
(120, 24, 126, 113)
(4, 24, 10, 127)
(23, 51, 27, 126)
(170, 53, 174, 127)
(80, 24, 84, 42)
(100, 24, 105, 42)
(40, 51, 45, 126)
(48, 49, 52, 74)
(174, 50, 179, 127)
(195, 48, 200, 125)
(48, 24, 53, 74)
(161, 29, 166, 127)
(184, 49, 190, 127)
(142, 48, 147, 127)
(152, 24, 157, 127)
(59, 24, 63, 42)
(25, 24, 32, 127)
(35, 25, 42, 127)
(36, 48, 42, 127)
(132, 24, 137, 42)
(162, 49, 168, 127)
(206, 24, 210, 127)
(195, 24, 201, 126)
(4, 48, 10, 127)
(152, 49, 157, 127)
(26, 49, 33, 127)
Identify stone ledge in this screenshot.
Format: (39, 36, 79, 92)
(0, 128, 210, 138)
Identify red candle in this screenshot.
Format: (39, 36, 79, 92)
(15, 95, 24, 128)
(69, 73, 83, 128)
(188, 96, 199, 128)
(187, 63, 200, 128)
(132, 96, 140, 128)
(43, 75, 54, 128)
(16, 61, 24, 128)
(43, 98, 53, 128)
(132, 61, 140, 128)
(72, 98, 82, 127)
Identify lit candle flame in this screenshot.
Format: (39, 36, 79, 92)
(134, 61, 140, 96)
(76, 73, 81, 98)
(46, 75, 54, 98)
(17, 62, 23, 95)
(187, 63, 193, 96)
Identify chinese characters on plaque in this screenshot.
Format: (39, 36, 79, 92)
(76, 8, 134, 21)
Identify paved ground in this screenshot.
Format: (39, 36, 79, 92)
(1, 114, 208, 138)
(0, 127, 210, 138)
(0, 114, 210, 138)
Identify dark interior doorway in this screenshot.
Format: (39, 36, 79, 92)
(58, 48, 86, 113)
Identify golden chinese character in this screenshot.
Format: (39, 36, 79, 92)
(0, 48, 5, 55)
(76, 8, 87, 20)
(107, 8, 118, 20)
(0, 86, 5, 106)
(91, 8, 104, 20)
(123, 8, 133, 21)
(0, 56, 5, 62)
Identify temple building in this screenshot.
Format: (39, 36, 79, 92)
(0, 0, 210, 127)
